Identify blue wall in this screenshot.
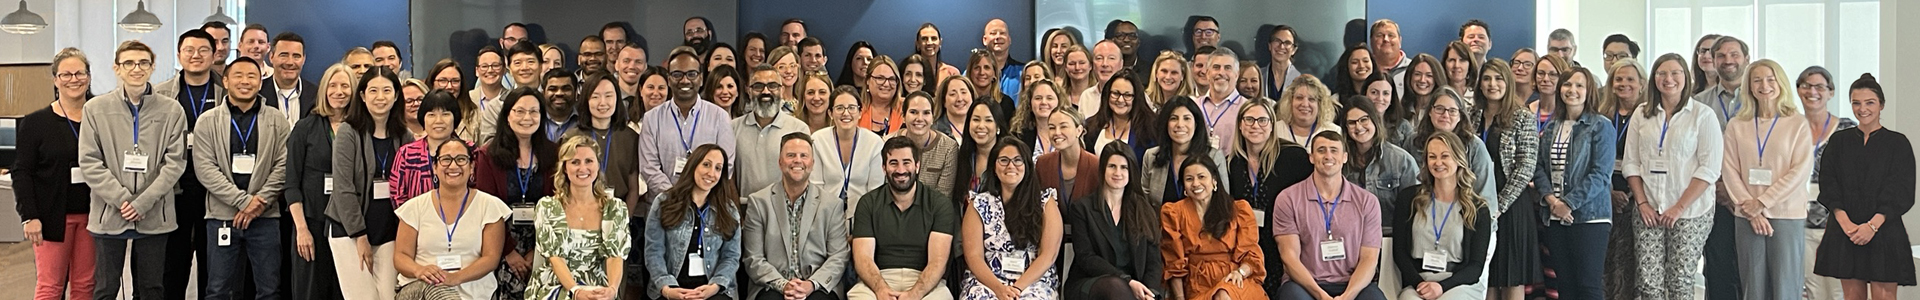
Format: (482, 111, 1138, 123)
(249, 0, 413, 81)
(737, 0, 1035, 79)
(1367, 0, 1533, 62)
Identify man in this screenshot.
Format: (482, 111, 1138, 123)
(202, 21, 231, 74)
(579, 35, 608, 74)
(506, 41, 545, 89)
(798, 37, 827, 75)
(541, 68, 578, 141)
(1265, 25, 1304, 99)
(742, 132, 849, 300)
(499, 23, 530, 89)
(602, 22, 631, 57)
(849, 137, 956, 300)
(1079, 40, 1124, 106)
(464, 45, 508, 143)
(1694, 36, 1748, 126)
(370, 40, 409, 80)
(613, 42, 649, 97)
(191, 57, 293, 300)
(1199, 47, 1245, 150)
(265, 32, 316, 123)
(82, 39, 191, 300)
(1190, 16, 1221, 50)
(1459, 20, 1493, 63)
(1370, 19, 1411, 96)
(637, 46, 737, 195)
(781, 19, 807, 47)
(1271, 131, 1387, 300)
(685, 16, 713, 50)
(732, 65, 810, 193)
(1691, 35, 1748, 300)
(154, 30, 224, 300)
(1191, 46, 1215, 95)
(237, 24, 273, 79)
(1107, 20, 1146, 79)
(982, 18, 1024, 99)
(1601, 34, 1640, 77)
(1546, 28, 1577, 63)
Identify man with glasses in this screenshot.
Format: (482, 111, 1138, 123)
(265, 32, 315, 122)
(1546, 29, 1577, 66)
(499, 23, 530, 89)
(191, 56, 293, 300)
(154, 30, 224, 300)
(1271, 131, 1388, 300)
(685, 16, 714, 51)
(638, 46, 737, 196)
(1190, 16, 1221, 51)
(1266, 25, 1304, 99)
(1107, 20, 1147, 81)
(732, 64, 810, 199)
(371, 40, 410, 80)
(82, 40, 191, 300)
(1371, 19, 1412, 95)
(849, 137, 956, 300)
(1690, 35, 1750, 300)
(578, 35, 607, 75)
(541, 68, 578, 141)
(1601, 34, 1640, 78)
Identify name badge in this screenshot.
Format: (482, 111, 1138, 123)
(1319, 238, 1347, 261)
(217, 226, 233, 246)
(186, 133, 195, 149)
(70, 167, 85, 184)
(373, 179, 392, 200)
(674, 157, 688, 175)
(1421, 250, 1449, 272)
(512, 204, 536, 222)
(687, 252, 707, 276)
(1252, 209, 1268, 228)
(122, 152, 150, 173)
(1209, 134, 1223, 150)
(323, 177, 334, 195)
(436, 255, 462, 270)
(1648, 159, 1671, 174)
(1747, 168, 1773, 186)
(1000, 252, 1029, 275)
(232, 154, 256, 174)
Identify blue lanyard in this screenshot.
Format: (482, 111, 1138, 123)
(1719, 93, 1740, 122)
(231, 110, 258, 154)
(1247, 163, 1264, 200)
(1755, 116, 1779, 161)
(592, 128, 612, 170)
(692, 204, 708, 249)
(54, 100, 79, 139)
(1316, 182, 1345, 237)
(671, 108, 702, 153)
(185, 84, 211, 120)
(434, 189, 473, 251)
(279, 83, 301, 110)
(1814, 115, 1832, 148)
(1290, 122, 1318, 145)
(1428, 198, 1456, 245)
(1615, 113, 1631, 140)
(837, 130, 858, 200)
(1534, 105, 1551, 134)
(124, 99, 142, 148)
(513, 163, 536, 203)
(1168, 162, 1185, 198)
(1658, 111, 1674, 152)
(1204, 94, 1240, 130)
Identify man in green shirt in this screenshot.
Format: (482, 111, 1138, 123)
(849, 137, 956, 300)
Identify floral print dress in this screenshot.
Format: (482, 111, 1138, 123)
(524, 195, 632, 300)
(960, 190, 1060, 299)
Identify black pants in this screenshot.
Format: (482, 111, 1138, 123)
(94, 234, 169, 300)
(753, 289, 833, 300)
(165, 175, 213, 300)
(623, 216, 651, 300)
(289, 218, 341, 300)
(1704, 204, 1742, 300)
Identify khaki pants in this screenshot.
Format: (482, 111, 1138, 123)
(848, 269, 953, 300)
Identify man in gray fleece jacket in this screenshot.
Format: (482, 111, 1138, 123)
(79, 40, 191, 300)
(192, 57, 293, 300)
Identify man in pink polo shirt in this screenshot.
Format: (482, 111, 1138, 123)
(1271, 131, 1387, 300)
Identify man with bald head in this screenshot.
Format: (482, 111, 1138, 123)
(982, 19, 1024, 100)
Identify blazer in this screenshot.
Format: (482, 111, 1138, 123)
(191, 102, 293, 220)
(1533, 113, 1618, 223)
(1488, 109, 1540, 215)
(740, 183, 850, 300)
(326, 125, 415, 239)
(1036, 149, 1101, 203)
(284, 117, 335, 228)
(1064, 195, 1166, 295)
(644, 193, 744, 300)
(907, 133, 961, 196)
(79, 87, 191, 235)
(1140, 146, 1230, 203)
(262, 77, 318, 120)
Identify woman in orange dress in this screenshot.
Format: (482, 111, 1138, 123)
(1161, 156, 1269, 300)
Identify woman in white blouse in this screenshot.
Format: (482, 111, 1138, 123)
(1719, 59, 1814, 300)
(813, 86, 886, 210)
(1621, 54, 1725, 300)
(393, 139, 511, 300)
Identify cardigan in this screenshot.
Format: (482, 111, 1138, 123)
(191, 101, 292, 220)
(1391, 185, 1495, 291)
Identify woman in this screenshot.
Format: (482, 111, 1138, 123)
(743, 33, 768, 68)
(288, 63, 356, 300)
(1798, 66, 1856, 229)
(815, 86, 886, 204)
(404, 79, 430, 136)
(961, 138, 1066, 299)
(1142, 97, 1231, 203)
(968, 49, 1010, 110)
(1408, 88, 1497, 203)
(1391, 132, 1495, 300)
(430, 59, 466, 93)
(898, 91, 962, 195)
(528, 135, 634, 300)
(467, 47, 508, 141)
(1066, 143, 1168, 300)
(1145, 51, 1194, 111)
(1692, 35, 1724, 95)
(394, 139, 511, 300)
(835, 41, 876, 89)
(1509, 49, 1538, 102)
(861, 55, 904, 134)
(1532, 67, 1616, 300)
(1329, 45, 1374, 100)
(1063, 45, 1098, 114)
(1529, 55, 1571, 132)
(1472, 59, 1543, 300)
(18, 48, 96, 300)
(1160, 156, 1267, 300)
(1441, 42, 1479, 98)
(934, 75, 976, 138)
(644, 144, 743, 300)
(1340, 99, 1420, 225)
(1277, 75, 1342, 145)
(472, 86, 560, 300)
(916, 23, 963, 79)
(573, 72, 644, 206)
(769, 47, 802, 105)
(1622, 54, 1720, 300)
(795, 71, 835, 131)
(1084, 72, 1158, 157)
(1368, 74, 1416, 150)
(1814, 73, 1915, 299)
(635, 67, 672, 118)
(902, 54, 934, 95)
(1401, 54, 1444, 114)
(704, 66, 743, 117)
(328, 67, 415, 300)
(1023, 61, 1053, 89)
(1720, 59, 1814, 300)
(1237, 61, 1265, 104)
(1013, 79, 1066, 155)
(396, 87, 474, 203)
(541, 44, 565, 74)
(953, 101, 1008, 209)
(1598, 58, 1644, 300)
(1043, 29, 1077, 81)
(1229, 100, 1312, 290)
(706, 42, 737, 72)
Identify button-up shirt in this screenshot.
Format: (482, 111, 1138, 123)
(1693, 84, 1742, 128)
(731, 113, 809, 193)
(1620, 102, 1724, 219)
(1270, 178, 1381, 285)
(1200, 92, 1246, 149)
(637, 98, 738, 194)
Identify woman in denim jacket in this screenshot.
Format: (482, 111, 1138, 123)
(645, 144, 744, 300)
(1530, 67, 1617, 300)
(1338, 98, 1420, 228)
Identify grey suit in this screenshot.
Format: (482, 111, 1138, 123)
(740, 183, 850, 300)
(192, 101, 292, 220)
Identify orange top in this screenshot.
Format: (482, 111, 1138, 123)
(858, 105, 904, 135)
(1160, 198, 1269, 300)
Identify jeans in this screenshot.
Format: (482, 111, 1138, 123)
(1272, 281, 1387, 300)
(205, 219, 284, 300)
(93, 233, 168, 300)
(34, 214, 97, 300)
(1544, 223, 1609, 300)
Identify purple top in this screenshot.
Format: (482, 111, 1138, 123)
(1270, 177, 1382, 284)
(636, 98, 738, 195)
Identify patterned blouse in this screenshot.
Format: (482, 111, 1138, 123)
(524, 195, 633, 300)
(960, 189, 1061, 300)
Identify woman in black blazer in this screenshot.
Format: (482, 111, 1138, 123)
(1066, 142, 1166, 300)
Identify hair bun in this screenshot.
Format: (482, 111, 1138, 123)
(1860, 73, 1878, 82)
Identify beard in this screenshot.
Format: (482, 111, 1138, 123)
(887, 171, 918, 192)
(754, 93, 781, 118)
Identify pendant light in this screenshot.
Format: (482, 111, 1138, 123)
(204, 5, 234, 25)
(118, 0, 162, 33)
(0, 0, 46, 35)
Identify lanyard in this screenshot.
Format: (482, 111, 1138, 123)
(1615, 113, 1631, 140)
(513, 163, 536, 203)
(1168, 162, 1185, 198)
(185, 84, 211, 120)
(1428, 198, 1456, 245)
(125, 99, 142, 148)
(1754, 116, 1779, 162)
(54, 100, 79, 139)
(590, 128, 612, 170)
(1247, 163, 1265, 200)
(1534, 105, 1551, 133)
(1719, 93, 1741, 122)
(837, 130, 858, 200)
(279, 84, 300, 113)
(671, 108, 702, 153)
(434, 188, 474, 251)
(1657, 111, 1675, 153)
(692, 204, 709, 249)
(1814, 115, 1833, 148)
(231, 109, 258, 154)
(1204, 94, 1240, 130)
(1316, 182, 1345, 238)
(1290, 123, 1318, 144)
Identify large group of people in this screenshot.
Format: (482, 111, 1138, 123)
(13, 13, 1912, 300)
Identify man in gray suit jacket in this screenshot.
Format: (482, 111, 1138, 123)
(192, 57, 294, 300)
(742, 132, 850, 300)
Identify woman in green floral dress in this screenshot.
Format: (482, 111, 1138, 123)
(526, 135, 632, 300)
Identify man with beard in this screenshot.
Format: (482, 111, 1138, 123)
(849, 137, 956, 300)
(191, 56, 293, 300)
(638, 46, 737, 195)
(685, 16, 714, 51)
(731, 65, 810, 193)
(1689, 35, 1749, 300)
(541, 68, 577, 141)
(264, 32, 316, 122)
(578, 35, 607, 75)
(740, 133, 849, 300)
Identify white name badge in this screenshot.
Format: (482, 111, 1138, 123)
(122, 152, 150, 173)
(512, 205, 536, 222)
(217, 226, 233, 246)
(1209, 134, 1223, 150)
(1747, 168, 1774, 186)
(436, 255, 463, 270)
(1648, 159, 1672, 174)
(686, 252, 707, 276)
(674, 157, 688, 175)
(186, 133, 195, 149)
(323, 177, 334, 195)
(1252, 209, 1269, 228)
(70, 167, 85, 184)
(1421, 250, 1449, 272)
(373, 179, 392, 200)
(1319, 238, 1347, 261)
(232, 154, 256, 174)
(1000, 252, 1029, 275)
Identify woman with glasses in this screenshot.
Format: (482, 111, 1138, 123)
(769, 47, 802, 106)
(861, 55, 904, 135)
(1508, 49, 1538, 103)
(1408, 88, 1498, 203)
(19, 47, 97, 300)
(1231, 100, 1313, 292)
(1796, 66, 1855, 231)
(961, 138, 1065, 299)
(430, 59, 465, 93)
(815, 86, 886, 205)
(288, 63, 358, 300)
(527, 135, 634, 300)
(471, 84, 560, 300)
(466, 47, 508, 139)
(1528, 55, 1570, 132)
(1083, 72, 1158, 158)
(644, 144, 744, 300)
(1339, 98, 1420, 227)
(402, 79, 430, 137)
(329, 67, 413, 300)
(1142, 97, 1231, 203)
(393, 138, 510, 300)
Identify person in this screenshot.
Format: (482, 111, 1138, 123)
(1533, 66, 1618, 300)
(286, 63, 355, 300)
(1814, 73, 1914, 300)
(191, 57, 291, 300)
(1369, 19, 1409, 80)
(1271, 131, 1386, 300)
(19, 47, 97, 300)
(706, 65, 744, 117)
(1040, 29, 1078, 77)
(391, 139, 509, 300)
(1156, 151, 1268, 300)
(466, 46, 509, 142)
(1695, 36, 1750, 125)
(1600, 35, 1639, 78)
(508, 41, 547, 97)
(268, 32, 318, 122)
(1620, 53, 1720, 300)
(1330, 45, 1375, 100)
(1107, 20, 1143, 71)
(395, 87, 470, 204)
(1065, 143, 1167, 300)
(1142, 97, 1231, 203)
(960, 137, 1065, 299)
(916, 23, 963, 79)
(1719, 59, 1812, 300)
(1083, 72, 1157, 157)
(644, 144, 744, 300)
(1691, 35, 1723, 96)
(1265, 25, 1304, 99)
(1508, 49, 1538, 103)
(579, 35, 608, 75)
(428, 59, 464, 92)
(499, 23, 528, 53)
(1407, 88, 1498, 213)
(544, 70, 580, 141)
(600, 22, 634, 58)
(897, 91, 961, 194)
(934, 75, 976, 139)
(1399, 54, 1444, 120)
(862, 55, 905, 135)
(158, 32, 224, 292)
(1277, 75, 1341, 146)
(1012, 79, 1067, 154)
(470, 86, 558, 300)
(777, 19, 806, 47)
(80, 40, 189, 300)
(1238, 61, 1266, 105)
(953, 101, 1006, 209)
(733, 65, 811, 194)
(1338, 99, 1418, 226)
(1037, 108, 1099, 204)
(328, 67, 413, 300)
(403, 79, 432, 136)
(836, 42, 877, 89)
(813, 86, 887, 206)
(527, 135, 634, 300)
(983, 19, 1024, 99)
(372, 41, 409, 80)
(564, 71, 643, 217)
(902, 54, 934, 95)
(798, 38, 828, 75)
(239, 25, 273, 76)
(794, 70, 834, 131)
(202, 21, 231, 74)
(1143, 52, 1193, 111)
(1441, 42, 1479, 98)
(1063, 45, 1099, 115)
(1390, 132, 1496, 300)
(1529, 55, 1570, 132)
(1229, 100, 1313, 290)
(685, 16, 716, 57)
(850, 136, 958, 300)
(1459, 20, 1493, 63)
(633, 63, 672, 119)
(615, 43, 651, 97)
(1545, 29, 1576, 62)
(741, 133, 849, 300)
(1086, 41, 1124, 102)
(1197, 47, 1247, 150)
(638, 46, 738, 195)
(1368, 74, 1416, 150)
(1472, 59, 1543, 300)
(1701, 37, 1752, 300)
(1797, 66, 1856, 230)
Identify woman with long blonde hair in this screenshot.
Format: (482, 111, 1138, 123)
(526, 135, 632, 300)
(1391, 131, 1494, 300)
(1144, 51, 1193, 111)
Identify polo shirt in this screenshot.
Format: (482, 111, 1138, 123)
(850, 183, 955, 270)
(1270, 177, 1382, 284)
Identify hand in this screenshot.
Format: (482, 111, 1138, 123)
(119, 201, 143, 221)
(1222, 269, 1245, 287)
(1748, 216, 1774, 236)
(695, 284, 722, 299)
(1128, 279, 1155, 300)
(22, 220, 41, 246)
(991, 284, 1020, 300)
(1549, 200, 1574, 222)
(1660, 206, 1687, 228)
(414, 267, 450, 285)
(1611, 191, 1631, 210)
(1331, 293, 1355, 300)
(295, 230, 315, 261)
(234, 210, 257, 230)
(1637, 203, 1660, 227)
(785, 279, 815, 300)
(1416, 281, 1442, 299)
(503, 251, 531, 277)
(1851, 223, 1879, 245)
(582, 286, 614, 300)
(354, 237, 374, 271)
(660, 287, 692, 300)
(884, 291, 907, 300)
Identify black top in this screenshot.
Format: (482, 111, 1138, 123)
(850, 183, 956, 270)
(176, 75, 220, 128)
(363, 136, 399, 243)
(1611, 113, 1632, 193)
(11, 105, 91, 242)
(1390, 184, 1496, 291)
(1064, 194, 1166, 294)
(1227, 146, 1313, 211)
(285, 117, 334, 224)
(677, 204, 711, 288)
(1818, 128, 1916, 224)
(372, 138, 396, 175)
(226, 103, 262, 186)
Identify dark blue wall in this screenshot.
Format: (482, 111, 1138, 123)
(737, 0, 1035, 79)
(249, 0, 413, 81)
(1367, 0, 1533, 61)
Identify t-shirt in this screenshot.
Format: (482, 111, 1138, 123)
(850, 184, 956, 270)
(394, 189, 511, 299)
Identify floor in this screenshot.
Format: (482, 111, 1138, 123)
(1, 241, 36, 300)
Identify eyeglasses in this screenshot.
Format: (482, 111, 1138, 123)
(55, 72, 90, 81)
(1431, 106, 1461, 115)
(434, 78, 462, 85)
(1272, 40, 1296, 49)
(749, 82, 784, 91)
(669, 70, 702, 79)
(1604, 53, 1631, 61)
(1241, 116, 1272, 124)
(117, 60, 155, 70)
(1797, 83, 1833, 91)
(477, 63, 505, 70)
(1346, 116, 1373, 125)
(995, 157, 1026, 166)
(869, 75, 898, 82)
(1113, 32, 1139, 40)
(434, 155, 473, 166)
(1194, 29, 1219, 37)
(1111, 92, 1135, 99)
(831, 104, 861, 112)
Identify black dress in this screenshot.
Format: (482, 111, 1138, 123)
(1813, 128, 1916, 285)
(1485, 131, 1544, 286)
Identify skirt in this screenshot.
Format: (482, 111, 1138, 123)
(1813, 217, 1917, 285)
(1487, 189, 1545, 286)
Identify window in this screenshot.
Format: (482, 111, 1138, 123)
(1645, 0, 1874, 118)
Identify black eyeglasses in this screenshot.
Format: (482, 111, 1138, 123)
(434, 155, 473, 166)
(669, 70, 702, 79)
(995, 157, 1025, 166)
(750, 82, 784, 91)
